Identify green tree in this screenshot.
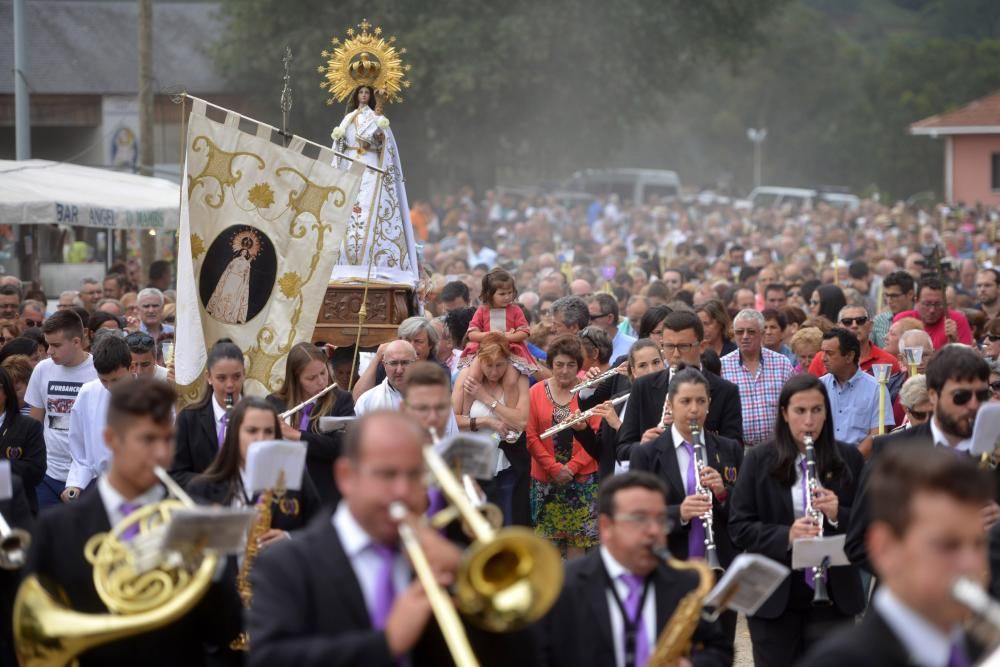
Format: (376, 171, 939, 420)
(214, 0, 789, 196)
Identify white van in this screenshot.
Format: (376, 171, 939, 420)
(562, 168, 682, 206)
(748, 186, 860, 212)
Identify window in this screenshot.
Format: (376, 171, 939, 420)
(992, 153, 1000, 190)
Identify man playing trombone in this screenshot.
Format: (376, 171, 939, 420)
(247, 410, 538, 666)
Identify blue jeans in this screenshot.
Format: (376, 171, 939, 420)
(36, 475, 66, 510)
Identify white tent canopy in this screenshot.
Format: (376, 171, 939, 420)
(0, 159, 179, 230)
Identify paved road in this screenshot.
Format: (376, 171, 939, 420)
(734, 615, 754, 666)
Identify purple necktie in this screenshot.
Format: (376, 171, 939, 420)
(371, 543, 398, 629)
(427, 487, 447, 518)
(120, 501, 140, 540)
(620, 573, 650, 667)
(949, 640, 970, 667)
(217, 413, 227, 448)
(800, 459, 817, 589)
(298, 403, 313, 431)
(682, 442, 706, 558)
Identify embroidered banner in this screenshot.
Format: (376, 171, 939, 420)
(175, 101, 364, 403)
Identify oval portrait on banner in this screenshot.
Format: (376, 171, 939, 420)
(199, 225, 277, 325)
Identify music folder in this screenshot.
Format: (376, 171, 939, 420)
(245, 439, 308, 493)
(318, 416, 357, 432)
(162, 507, 256, 555)
(433, 432, 500, 480)
(705, 554, 790, 617)
(791, 534, 849, 571)
(972, 402, 1000, 455)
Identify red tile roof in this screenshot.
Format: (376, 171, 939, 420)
(911, 91, 1000, 135)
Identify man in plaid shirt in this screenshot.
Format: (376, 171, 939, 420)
(721, 309, 793, 446)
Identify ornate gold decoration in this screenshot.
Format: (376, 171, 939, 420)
(247, 182, 275, 209)
(318, 18, 411, 106)
(187, 136, 264, 208)
(190, 234, 205, 260)
(277, 272, 303, 299)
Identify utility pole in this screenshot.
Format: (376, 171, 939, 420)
(137, 0, 155, 273)
(13, 0, 30, 160)
(747, 128, 767, 190)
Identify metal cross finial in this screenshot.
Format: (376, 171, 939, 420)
(280, 46, 293, 144)
(359, 18, 371, 32)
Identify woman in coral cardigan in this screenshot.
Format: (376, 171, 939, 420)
(526, 334, 600, 559)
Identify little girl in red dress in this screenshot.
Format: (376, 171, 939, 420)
(460, 268, 540, 394)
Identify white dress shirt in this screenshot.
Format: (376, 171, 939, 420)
(873, 587, 965, 667)
(66, 379, 112, 489)
(332, 501, 410, 622)
(355, 378, 460, 436)
(97, 473, 165, 527)
(930, 417, 972, 453)
(600, 546, 656, 667)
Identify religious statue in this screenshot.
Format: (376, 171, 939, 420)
(319, 19, 419, 286)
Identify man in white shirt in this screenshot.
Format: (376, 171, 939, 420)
(25, 309, 97, 508)
(801, 447, 994, 666)
(353, 340, 414, 415)
(537, 471, 732, 667)
(126, 330, 169, 380)
(65, 333, 134, 496)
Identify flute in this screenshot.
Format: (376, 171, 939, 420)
(540, 393, 628, 439)
(279, 382, 339, 419)
(569, 366, 622, 395)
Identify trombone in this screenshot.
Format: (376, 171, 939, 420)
(0, 509, 30, 570)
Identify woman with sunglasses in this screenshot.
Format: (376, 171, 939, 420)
(171, 339, 245, 488)
(983, 317, 1000, 361)
(266, 342, 354, 506)
(729, 373, 865, 666)
(894, 375, 931, 430)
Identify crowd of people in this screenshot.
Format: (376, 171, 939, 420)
(3, 190, 1000, 666)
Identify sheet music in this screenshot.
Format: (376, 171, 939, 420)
(705, 553, 790, 616)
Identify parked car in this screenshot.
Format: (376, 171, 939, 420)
(748, 186, 860, 212)
(561, 168, 682, 207)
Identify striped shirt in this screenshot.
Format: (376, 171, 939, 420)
(721, 347, 793, 446)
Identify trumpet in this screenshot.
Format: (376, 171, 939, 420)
(391, 502, 480, 667)
(0, 509, 30, 570)
(953, 576, 1000, 650)
(803, 435, 831, 606)
(690, 421, 723, 573)
(569, 366, 622, 395)
(540, 393, 629, 439)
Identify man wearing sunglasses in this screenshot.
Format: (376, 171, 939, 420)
(18, 299, 45, 332)
(870, 271, 914, 349)
(846, 345, 1000, 573)
(806, 305, 901, 377)
(892, 276, 973, 349)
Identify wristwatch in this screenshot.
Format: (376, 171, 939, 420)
(470, 417, 479, 431)
(489, 399, 499, 411)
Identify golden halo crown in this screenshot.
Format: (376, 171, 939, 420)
(318, 18, 412, 106)
(231, 228, 262, 259)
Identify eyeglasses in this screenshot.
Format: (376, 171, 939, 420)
(384, 359, 414, 369)
(613, 512, 671, 531)
(662, 343, 697, 353)
(809, 299, 820, 306)
(987, 334, 1000, 342)
(951, 388, 992, 406)
(21, 319, 41, 328)
(839, 316, 869, 326)
(907, 408, 929, 420)
(126, 332, 154, 345)
(590, 312, 613, 321)
(990, 380, 1000, 393)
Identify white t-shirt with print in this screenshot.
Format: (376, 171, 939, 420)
(25, 355, 97, 481)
